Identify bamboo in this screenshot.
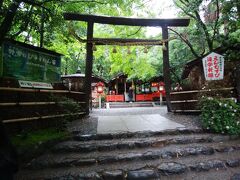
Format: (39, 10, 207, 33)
(2, 112, 86, 123)
(171, 100, 198, 103)
(170, 87, 235, 95)
(172, 110, 201, 113)
(0, 87, 85, 94)
(0, 101, 86, 106)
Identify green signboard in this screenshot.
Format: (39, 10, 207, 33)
(0, 41, 61, 82)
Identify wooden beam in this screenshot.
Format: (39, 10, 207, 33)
(0, 87, 85, 94)
(84, 22, 94, 114)
(170, 87, 235, 95)
(0, 101, 86, 106)
(93, 38, 163, 46)
(64, 13, 190, 27)
(162, 26, 172, 112)
(2, 112, 86, 123)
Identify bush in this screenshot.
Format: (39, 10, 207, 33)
(200, 97, 240, 135)
(50, 95, 84, 113)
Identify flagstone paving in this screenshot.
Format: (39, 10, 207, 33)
(97, 114, 185, 134)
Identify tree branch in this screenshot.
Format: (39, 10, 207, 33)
(11, 5, 33, 38)
(0, 1, 20, 44)
(212, 0, 220, 43)
(126, 27, 142, 37)
(194, 10, 212, 51)
(168, 27, 200, 58)
(43, 0, 107, 5)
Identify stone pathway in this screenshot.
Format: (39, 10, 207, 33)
(97, 114, 185, 134)
(15, 107, 240, 179)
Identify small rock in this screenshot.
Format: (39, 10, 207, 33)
(190, 160, 224, 172)
(200, 146, 214, 155)
(76, 159, 96, 166)
(127, 169, 157, 179)
(118, 153, 142, 161)
(208, 160, 225, 169)
(226, 159, 240, 167)
(117, 142, 133, 149)
(76, 172, 101, 179)
(215, 146, 234, 153)
(161, 151, 176, 159)
(135, 141, 151, 148)
(98, 156, 118, 164)
(102, 170, 124, 180)
(98, 143, 118, 151)
(190, 162, 211, 172)
(142, 151, 161, 160)
(212, 135, 230, 142)
(174, 137, 192, 144)
(157, 162, 187, 175)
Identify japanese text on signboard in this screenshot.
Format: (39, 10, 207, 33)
(1, 41, 61, 82)
(202, 52, 224, 81)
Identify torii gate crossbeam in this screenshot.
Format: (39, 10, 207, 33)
(63, 13, 190, 114)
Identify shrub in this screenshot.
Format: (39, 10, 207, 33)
(200, 97, 240, 135)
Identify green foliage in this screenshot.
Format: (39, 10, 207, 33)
(50, 95, 84, 114)
(200, 97, 240, 135)
(11, 128, 69, 150)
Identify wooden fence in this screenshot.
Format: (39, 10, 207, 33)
(170, 87, 237, 113)
(0, 87, 86, 124)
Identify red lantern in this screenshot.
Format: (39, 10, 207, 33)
(151, 82, 158, 87)
(96, 82, 104, 94)
(159, 82, 165, 92)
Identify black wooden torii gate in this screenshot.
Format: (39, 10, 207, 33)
(64, 13, 190, 114)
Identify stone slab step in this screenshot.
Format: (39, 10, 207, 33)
(53, 133, 239, 153)
(109, 104, 154, 108)
(72, 128, 204, 140)
(26, 140, 240, 170)
(16, 155, 240, 179)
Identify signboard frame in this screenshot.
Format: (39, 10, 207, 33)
(0, 39, 62, 83)
(202, 52, 224, 81)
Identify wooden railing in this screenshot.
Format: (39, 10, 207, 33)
(0, 87, 86, 123)
(170, 87, 237, 113)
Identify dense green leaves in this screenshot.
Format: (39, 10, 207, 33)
(0, 0, 239, 83)
(200, 97, 240, 135)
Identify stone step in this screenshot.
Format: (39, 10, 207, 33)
(72, 128, 204, 140)
(52, 133, 239, 153)
(17, 151, 240, 179)
(109, 102, 154, 108)
(26, 140, 240, 170)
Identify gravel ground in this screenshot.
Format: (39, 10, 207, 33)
(67, 106, 202, 135)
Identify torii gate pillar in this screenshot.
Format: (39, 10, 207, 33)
(84, 22, 94, 114)
(162, 26, 172, 111)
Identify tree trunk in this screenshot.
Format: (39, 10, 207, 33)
(0, 0, 4, 9)
(0, 1, 20, 44)
(235, 64, 240, 102)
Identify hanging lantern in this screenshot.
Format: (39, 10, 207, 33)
(162, 42, 167, 51)
(112, 46, 117, 53)
(144, 47, 148, 53)
(96, 82, 104, 94)
(93, 43, 97, 51)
